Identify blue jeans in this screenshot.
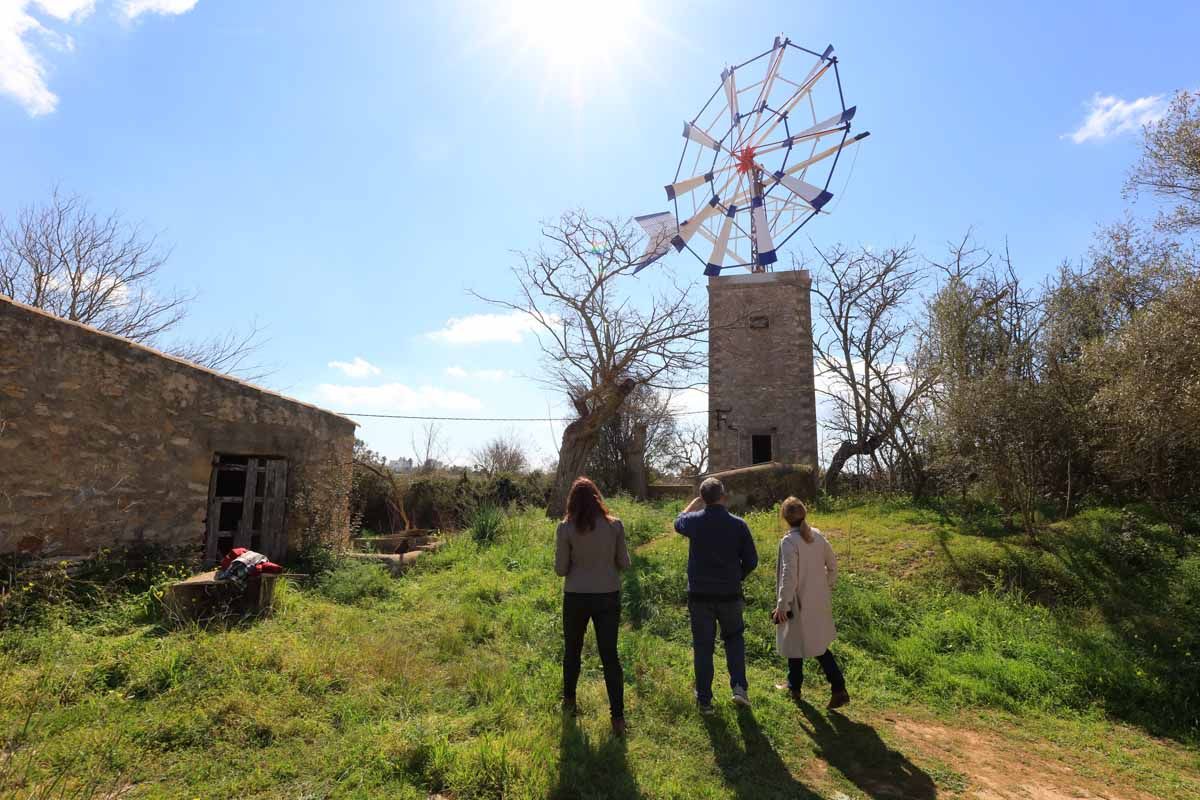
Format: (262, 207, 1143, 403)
(687, 597, 747, 703)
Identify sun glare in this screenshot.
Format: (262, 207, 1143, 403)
(493, 0, 648, 102)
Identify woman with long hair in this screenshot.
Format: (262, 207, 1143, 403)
(771, 496, 850, 708)
(554, 477, 631, 735)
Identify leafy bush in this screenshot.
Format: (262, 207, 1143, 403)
(315, 560, 393, 604)
(1, 545, 193, 628)
(404, 471, 553, 530)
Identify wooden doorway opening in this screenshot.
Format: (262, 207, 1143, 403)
(205, 455, 288, 563)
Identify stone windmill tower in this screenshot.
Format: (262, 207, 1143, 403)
(634, 36, 866, 476)
(706, 269, 818, 472)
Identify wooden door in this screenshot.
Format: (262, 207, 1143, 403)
(205, 455, 288, 563)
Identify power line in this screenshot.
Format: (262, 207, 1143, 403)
(337, 410, 710, 422)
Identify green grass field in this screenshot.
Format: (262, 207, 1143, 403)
(2, 497, 1198, 799)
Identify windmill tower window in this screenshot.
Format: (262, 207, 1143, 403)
(751, 434, 773, 464)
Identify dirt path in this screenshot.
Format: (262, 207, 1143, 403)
(821, 708, 1200, 800)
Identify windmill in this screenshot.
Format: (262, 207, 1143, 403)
(636, 36, 869, 275)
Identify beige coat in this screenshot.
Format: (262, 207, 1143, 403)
(774, 527, 838, 658)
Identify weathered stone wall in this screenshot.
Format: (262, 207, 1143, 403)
(707, 270, 818, 473)
(0, 296, 356, 560)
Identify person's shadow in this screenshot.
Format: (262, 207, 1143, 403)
(552, 714, 639, 799)
(796, 700, 937, 799)
(703, 707, 823, 800)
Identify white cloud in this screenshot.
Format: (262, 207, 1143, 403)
(328, 356, 381, 378)
(0, 3, 76, 116)
(445, 365, 513, 381)
(0, 0, 196, 117)
(426, 311, 552, 345)
(313, 383, 483, 414)
(35, 1, 96, 22)
(1064, 93, 1168, 144)
(668, 386, 708, 418)
(120, 0, 197, 20)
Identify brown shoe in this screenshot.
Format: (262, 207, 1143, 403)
(611, 717, 626, 737)
(828, 689, 850, 709)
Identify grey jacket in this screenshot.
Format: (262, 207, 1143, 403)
(554, 517, 631, 593)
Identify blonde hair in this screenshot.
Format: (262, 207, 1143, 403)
(781, 496, 813, 542)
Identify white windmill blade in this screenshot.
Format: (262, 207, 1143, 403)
(748, 123, 846, 158)
(702, 212, 736, 276)
(672, 186, 752, 251)
(750, 50, 836, 149)
(632, 211, 676, 272)
(672, 200, 726, 251)
(665, 171, 714, 201)
(722, 67, 739, 131)
(682, 121, 721, 151)
(773, 172, 833, 211)
(750, 195, 778, 266)
(664, 162, 739, 200)
(800, 44, 834, 88)
(670, 166, 743, 246)
(750, 36, 787, 117)
(789, 106, 856, 143)
(780, 131, 871, 181)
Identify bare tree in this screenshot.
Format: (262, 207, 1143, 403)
(811, 243, 937, 492)
(585, 384, 678, 497)
(411, 422, 447, 472)
(664, 422, 709, 478)
(477, 210, 708, 515)
(0, 188, 267, 379)
(472, 431, 530, 475)
(1126, 90, 1200, 234)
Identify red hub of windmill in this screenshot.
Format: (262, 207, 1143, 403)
(735, 145, 758, 175)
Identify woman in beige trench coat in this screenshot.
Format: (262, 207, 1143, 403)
(770, 496, 850, 708)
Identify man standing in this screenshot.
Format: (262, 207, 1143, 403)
(675, 476, 759, 712)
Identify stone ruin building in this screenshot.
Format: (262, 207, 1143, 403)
(706, 269, 819, 473)
(0, 295, 356, 564)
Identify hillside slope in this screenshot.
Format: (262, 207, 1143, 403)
(2, 498, 1198, 799)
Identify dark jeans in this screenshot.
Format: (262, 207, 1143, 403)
(787, 649, 846, 692)
(687, 597, 747, 703)
(562, 591, 624, 719)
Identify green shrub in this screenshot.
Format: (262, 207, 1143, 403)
(403, 471, 552, 530)
(316, 560, 393, 604)
(1, 546, 193, 628)
(470, 505, 506, 545)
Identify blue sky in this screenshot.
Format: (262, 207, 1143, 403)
(3, 0, 1197, 466)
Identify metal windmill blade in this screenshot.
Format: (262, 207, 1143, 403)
(635, 35, 870, 276)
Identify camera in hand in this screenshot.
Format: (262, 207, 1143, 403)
(772, 609, 794, 624)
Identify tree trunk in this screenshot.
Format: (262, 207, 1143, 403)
(823, 433, 883, 494)
(621, 422, 649, 500)
(548, 379, 637, 517)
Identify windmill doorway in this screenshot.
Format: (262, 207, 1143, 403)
(751, 434, 773, 464)
(205, 454, 288, 563)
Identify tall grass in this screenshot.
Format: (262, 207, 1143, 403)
(1, 499, 1196, 799)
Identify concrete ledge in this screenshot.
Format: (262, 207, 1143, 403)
(347, 551, 425, 576)
(697, 462, 817, 510)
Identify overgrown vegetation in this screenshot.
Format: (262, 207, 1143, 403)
(2, 498, 1197, 798)
(812, 89, 1200, 523)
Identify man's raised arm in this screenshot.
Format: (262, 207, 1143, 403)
(674, 496, 704, 536)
